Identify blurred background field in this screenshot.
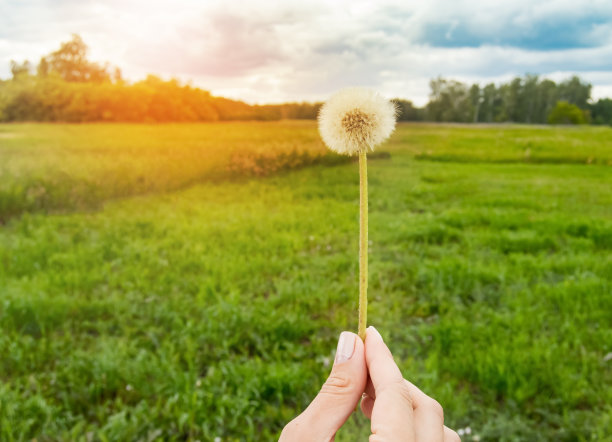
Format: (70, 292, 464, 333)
(1, 121, 611, 441)
(0, 121, 342, 223)
(2, 122, 612, 222)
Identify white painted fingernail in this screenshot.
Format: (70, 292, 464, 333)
(335, 332, 356, 364)
(368, 326, 382, 340)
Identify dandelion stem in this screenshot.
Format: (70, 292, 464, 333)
(358, 149, 368, 341)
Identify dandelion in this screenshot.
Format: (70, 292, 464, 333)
(319, 88, 396, 156)
(318, 87, 397, 340)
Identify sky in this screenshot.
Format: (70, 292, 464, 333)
(1, 0, 612, 105)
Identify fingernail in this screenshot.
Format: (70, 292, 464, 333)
(368, 326, 382, 340)
(335, 332, 356, 364)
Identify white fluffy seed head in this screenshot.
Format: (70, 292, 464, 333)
(318, 87, 397, 156)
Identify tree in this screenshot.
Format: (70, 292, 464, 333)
(534, 79, 558, 124)
(426, 77, 473, 122)
(522, 74, 539, 123)
(502, 77, 525, 122)
(480, 83, 498, 123)
(589, 98, 612, 125)
(37, 57, 49, 77)
(391, 99, 423, 121)
(558, 76, 591, 109)
(113, 67, 123, 84)
(547, 101, 589, 125)
(469, 84, 482, 122)
(41, 34, 110, 83)
(9, 60, 31, 79)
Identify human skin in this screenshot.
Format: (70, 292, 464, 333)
(280, 327, 460, 441)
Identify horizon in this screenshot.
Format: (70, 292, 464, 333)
(2, 0, 612, 105)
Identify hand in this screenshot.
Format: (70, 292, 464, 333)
(362, 326, 459, 441)
(280, 330, 368, 441)
(280, 327, 459, 441)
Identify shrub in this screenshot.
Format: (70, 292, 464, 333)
(547, 101, 589, 125)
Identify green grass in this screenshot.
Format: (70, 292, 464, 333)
(2, 123, 611, 222)
(1, 122, 611, 441)
(0, 122, 338, 222)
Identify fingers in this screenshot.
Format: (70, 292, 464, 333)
(364, 375, 375, 399)
(411, 393, 444, 441)
(403, 380, 445, 441)
(360, 393, 374, 418)
(362, 381, 446, 436)
(364, 326, 446, 442)
(365, 326, 416, 441)
(282, 327, 455, 441)
(280, 332, 367, 442)
(444, 426, 461, 442)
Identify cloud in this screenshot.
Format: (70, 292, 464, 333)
(122, 4, 309, 77)
(413, 0, 612, 49)
(1, 0, 612, 104)
(418, 17, 612, 50)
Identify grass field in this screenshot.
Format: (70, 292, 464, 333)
(1, 122, 611, 441)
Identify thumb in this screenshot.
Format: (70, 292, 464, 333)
(280, 332, 367, 441)
(365, 326, 416, 441)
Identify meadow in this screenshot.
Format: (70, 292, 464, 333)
(0, 122, 611, 441)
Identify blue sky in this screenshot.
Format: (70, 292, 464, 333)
(1, 0, 611, 104)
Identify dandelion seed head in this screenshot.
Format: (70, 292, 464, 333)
(318, 87, 397, 155)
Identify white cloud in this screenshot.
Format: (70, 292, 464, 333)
(1, 0, 611, 104)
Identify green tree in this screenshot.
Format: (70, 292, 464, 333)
(480, 83, 500, 123)
(469, 84, 482, 122)
(502, 77, 525, 122)
(426, 77, 473, 122)
(391, 98, 423, 121)
(534, 79, 558, 124)
(589, 98, 612, 125)
(547, 101, 589, 125)
(522, 74, 539, 123)
(558, 76, 591, 109)
(278, 102, 322, 120)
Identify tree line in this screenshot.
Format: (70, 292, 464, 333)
(1, 35, 611, 125)
(412, 75, 612, 125)
(0, 35, 321, 122)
